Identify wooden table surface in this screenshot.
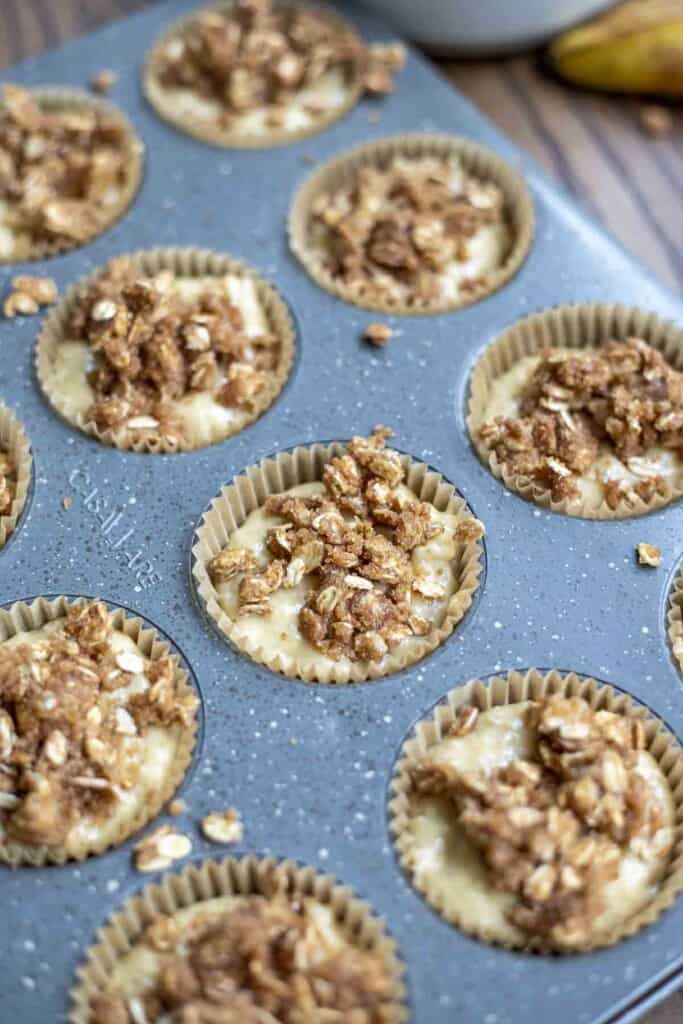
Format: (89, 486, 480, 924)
(0, 3, 682, 1022)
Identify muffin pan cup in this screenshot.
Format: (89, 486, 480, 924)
(1, 0, 683, 1022)
(288, 132, 534, 315)
(36, 246, 297, 453)
(143, 1, 367, 148)
(0, 401, 32, 551)
(0, 87, 144, 263)
(0, 595, 199, 866)
(467, 303, 683, 519)
(191, 439, 484, 684)
(69, 854, 408, 1023)
(389, 668, 683, 953)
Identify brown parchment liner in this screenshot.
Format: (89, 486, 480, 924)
(192, 441, 484, 684)
(0, 401, 32, 551)
(389, 668, 683, 953)
(667, 565, 683, 675)
(142, 1, 366, 149)
(288, 133, 534, 315)
(0, 87, 144, 264)
(0, 596, 198, 867)
(467, 303, 683, 520)
(35, 247, 296, 453)
(69, 854, 407, 1024)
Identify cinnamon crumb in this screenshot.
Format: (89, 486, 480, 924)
(200, 807, 243, 844)
(90, 70, 117, 94)
(363, 322, 393, 346)
(168, 797, 186, 816)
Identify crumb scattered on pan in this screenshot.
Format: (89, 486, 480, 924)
(639, 105, 673, 138)
(168, 797, 186, 817)
(134, 825, 192, 872)
(3, 275, 57, 318)
(200, 807, 243, 845)
(90, 70, 118, 94)
(62, 496, 72, 511)
(363, 322, 393, 346)
(363, 42, 406, 95)
(636, 542, 661, 567)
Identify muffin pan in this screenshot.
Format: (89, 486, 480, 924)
(1, 0, 683, 1021)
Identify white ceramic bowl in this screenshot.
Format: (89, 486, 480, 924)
(362, 0, 615, 56)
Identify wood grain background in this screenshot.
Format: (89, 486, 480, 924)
(0, 2, 681, 1021)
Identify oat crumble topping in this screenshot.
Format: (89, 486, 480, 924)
(3, 274, 57, 317)
(0, 447, 17, 517)
(153, 0, 404, 129)
(209, 426, 483, 663)
(412, 696, 672, 948)
(65, 258, 282, 441)
(310, 154, 507, 309)
(0, 602, 197, 849)
(480, 337, 683, 507)
(91, 891, 402, 1024)
(0, 84, 134, 251)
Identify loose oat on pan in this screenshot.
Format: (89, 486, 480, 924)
(0, 600, 198, 865)
(468, 306, 683, 518)
(36, 250, 295, 452)
(144, 0, 404, 148)
(196, 426, 485, 683)
(289, 135, 534, 315)
(0, 85, 143, 262)
(392, 673, 682, 953)
(74, 857, 407, 1024)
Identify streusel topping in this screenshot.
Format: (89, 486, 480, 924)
(90, 892, 402, 1024)
(63, 258, 282, 442)
(0, 85, 135, 255)
(152, 0, 403, 130)
(0, 602, 197, 849)
(0, 448, 17, 517)
(480, 337, 683, 508)
(309, 154, 509, 309)
(412, 695, 673, 948)
(209, 426, 483, 664)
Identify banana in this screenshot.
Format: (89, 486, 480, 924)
(549, 0, 683, 97)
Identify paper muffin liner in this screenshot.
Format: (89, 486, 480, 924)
(667, 565, 683, 675)
(288, 133, 534, 315)
(0, 87, 144, 263)
(69, 853, 408, 1024)
(142, 2, 366, 149)
(467, 303, 683, 519)
(192, 441, 484, 684)
(389, 668, 683, 953)
(35, 247, 296, 453)
(0, 595, 199, 867)
(0, 401, 32, 551)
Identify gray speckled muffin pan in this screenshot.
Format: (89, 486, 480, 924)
(1, 2, 682, 1022)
